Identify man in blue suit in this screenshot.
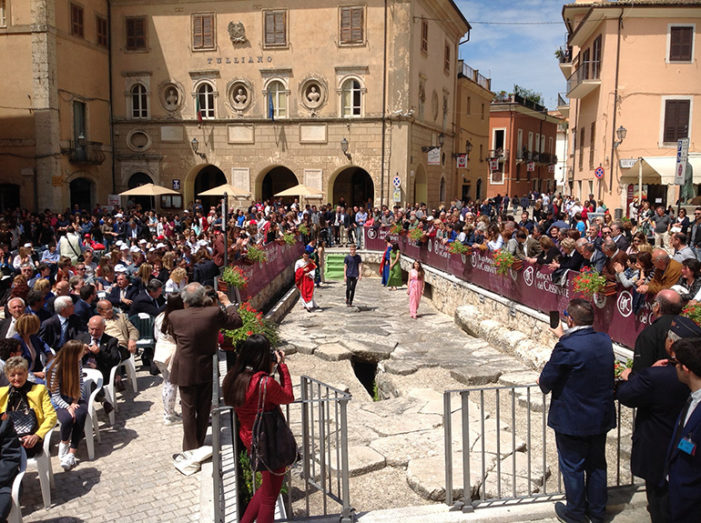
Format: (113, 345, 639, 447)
(666, 336, 701, 522)
(538, 298, 616, 523)
(616, 316, 701, 522)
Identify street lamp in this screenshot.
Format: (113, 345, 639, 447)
(614, 126, 627, 148)
(191, 137, 199, 154)
(340, 137, 351, 160)
(438, 133, 445, 148)
(466, 140, 473, 155)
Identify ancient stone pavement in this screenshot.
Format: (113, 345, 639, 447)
(20, 371, 200, 522)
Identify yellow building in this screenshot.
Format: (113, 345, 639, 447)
(455, 60, 492, 203)
(0, 0, 470, 212)
(561, 0, 701, 212)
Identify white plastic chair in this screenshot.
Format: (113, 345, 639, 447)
(25, 426, 56, 509)
(103, 354, 137, 425)
(83, 368, 105, 451)
(8, 448, 26, 523)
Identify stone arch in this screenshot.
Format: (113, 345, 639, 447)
(255, 165, 299, 202)
(69, 176, 96, 212)
(127, 172, 154, 211)
(328, 166, 374, 208)
(413, 164, 427, 205)
(194, 165, 227, 211)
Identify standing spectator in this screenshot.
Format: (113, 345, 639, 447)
(632, 289, 682, 372)
(538, 299, 615, 523)
(665, 337, 701, 522)
(651, 206, 672, 249)
(58, 226, 83, 264)
(169, 284, 241, 457)
(343, 245, 362, 307)
(689, 207, 701, 260)
(670, 233, 696, 263)
(153, 294, 184, 425)
(386, 242, 402, 290)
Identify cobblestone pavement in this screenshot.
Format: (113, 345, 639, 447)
(21, 370, 200, 522)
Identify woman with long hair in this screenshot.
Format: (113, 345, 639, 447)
(386, 242, 402, 290)
(153, 294, 184, 425)
(407, 260, 425, 319)
(223, 335, 294, 523)
(45, 340, 88, 470)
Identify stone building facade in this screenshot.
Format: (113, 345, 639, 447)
(0, 0, 470, 212)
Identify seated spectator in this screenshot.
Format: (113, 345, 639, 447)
(0, 339, 23, 387)
(38, 295, 85, 352)
(626, 231, 649, 255)
(601, 239, 629, 283)
(133, 263, 154, 293)
(76, 316, 121, 410)
(613, 253, 641, 289)
(46, 280, 70, 316)
(13, 313, 52, 383)
(549, 238, 583, 280)
(26, 289, 51, 323)
(46, 340, 88, 471)
(0, 356, 57, 458)
(0, 297, 25, 339)
(525, 227, 544, 259)
(672, 258, 701, 303)
(19, 263, 34, 286)
(95, 299, 138, 360)
(637, 249, 683, 296)
(130, 278, 164, 317)
(536, 236, 560, 265)
(486, 224, 504, 252)
(107, 273, 138, 312)
(74, 284, 97, 328)
(0, 397, 21, 521)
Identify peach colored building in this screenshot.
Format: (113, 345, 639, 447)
(561, 0, 701, 213)
(485, 96, 561, 200)
(455, 60, 493, 202)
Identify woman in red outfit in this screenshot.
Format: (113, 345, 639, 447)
(222, 335, 294, 523)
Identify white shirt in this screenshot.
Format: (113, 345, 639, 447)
(6, 318, 17, 338)
(683, 388, 701, 427)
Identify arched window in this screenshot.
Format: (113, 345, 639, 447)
(267, 80, 287, 119)
(439, 177, 446, 202)
(131, 83, 148, 119)
(197, 83, 215, 119)
(341, 78, 362, 117)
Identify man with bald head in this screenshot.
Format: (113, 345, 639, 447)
(632, 289, 683, 372)
(77, 316, 121, 385)
(95, 299, 138, 360)
(637, 249, 682, 296)
(601, 238, 628, 283)
(46, 280, 70, 316)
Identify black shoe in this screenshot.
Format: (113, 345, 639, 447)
(103, 401, 114, 416)
(554, 502, 588, 523)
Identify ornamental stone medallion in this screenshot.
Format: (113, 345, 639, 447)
(300, 78, 326, 114)
(228, 80, 253, 113)
(228, 22, 247, 45)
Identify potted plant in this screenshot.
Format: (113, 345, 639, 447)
(282, 232, 296, 245)
(297, 223, 309, 237)
(408, 227, 425, 243)
(222, 302, 280, 348)
(389, 223, 403, 235)
(448, 241, 471, 255)
(682, 303, 701, 327)
(493, 249, 515, 276)
(572, 267, 606, 298)
(246, 244, 267, 264)
(221, 265, 248, 289)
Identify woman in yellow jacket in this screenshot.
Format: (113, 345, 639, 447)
(0, 356, 57, 457)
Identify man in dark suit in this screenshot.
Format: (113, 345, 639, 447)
(616, 317, 701, 522)
(108, 273, 138, 312)
(38, 296, 85, 351)
(169, 283, 241, 456)
(610, 222, 630, 252)
(538, 299, 616, 523)
(0, 297, 25, 338)
(74, 284, 97, 328)
(666, 336, 701, 522)
(129, 279, 164, 317)
(77, 315, 121, 387)
(600, 238, 628, 283)
(632, 289, 683, 372)
(25, 290, 51, 324)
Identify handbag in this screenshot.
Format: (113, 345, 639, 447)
(7, 389, 38, 438)
(248, 375, 297, 474)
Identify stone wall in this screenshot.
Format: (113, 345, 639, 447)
(247, 263, 296, 313)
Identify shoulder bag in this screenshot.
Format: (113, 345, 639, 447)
(249, 375, 297, 475)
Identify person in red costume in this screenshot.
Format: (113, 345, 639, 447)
(223, 335, 294, 523)
(294, 251, 318, 312)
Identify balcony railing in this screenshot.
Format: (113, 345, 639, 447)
(68, 141, 106, 165)
(461, 62, 491, 91)
(566, 60, 601, 98)
(556, 46, 572, 64)
(488, 148, 508, 162)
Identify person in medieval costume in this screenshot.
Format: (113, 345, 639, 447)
(295, 252, 317, 312)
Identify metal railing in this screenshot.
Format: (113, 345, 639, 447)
(211, 355, 354, 522)
(566, 60, 601, 94)
(443, 384, 640, 510)
(461, 61, 491, 91)
(557, 93, 569, 108)
(67, 140, 106, 165)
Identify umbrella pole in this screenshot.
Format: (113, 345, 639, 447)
(223, 192, 228, 267)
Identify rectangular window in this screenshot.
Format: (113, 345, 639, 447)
(340, 6, 363, 45)
(126, 17, 146, 50)
(0, 0, 7, 27)
(444, 43, 450, 72)
(579, 127, 585, 170)
(493, 129, 505, 152)
(466, 96, 471, 115)
(589, 122, 596, 168)
(73, 101, 86, 142)
(421, 20, 428, 53)
(663, 99, 691, 143)
(549, 136, 554, 154)
(517, 129, 523, 158)
(670, 26, 693, 61)
(592, 35, 602, 79)
(481, 103, 485, 120)
(479, 143, 483, 162)
(540, 134, 546, 153)
(264, 10, 287, 47)
(535, 133, 540, 157)
(192, 14, 215, 50)
(527, 131, 534, 158)
(96, 16, 108, 48)
(71, 3, 84, 38)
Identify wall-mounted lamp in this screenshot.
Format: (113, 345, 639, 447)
(191, 137, 206, 159)
(438, 132, 445, 148)
(465, 140, 473, 154)
(340, 137, 352, 160)
(614, 125, 627, 148)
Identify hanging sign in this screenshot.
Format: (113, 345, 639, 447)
(675, 137, 689, 185)
(456, 154, 467, 169)
(392, 175, 401, 188)
(489, 158, 499, 171)
(594, 166, 605, 179)
(172, 179, 181, 190)
(548, 164, 555, 174)
(527, 161, 535, 172)
(427, 148, 441, 166)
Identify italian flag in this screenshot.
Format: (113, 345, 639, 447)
(196, 96, 203, 124)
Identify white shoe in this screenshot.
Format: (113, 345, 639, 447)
(58, 442, 70, 460)
(164, 415, 183, 426)
(60, 453, 76, 471)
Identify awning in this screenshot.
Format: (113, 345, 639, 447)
(619, 154, 701, 185)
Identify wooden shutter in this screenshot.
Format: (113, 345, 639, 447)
(340, 7, 363, 44)
(421, 20, 428, 52)
(127, 18, 145, 49)
(670, 26, 693, 61)
(193, 14, 214, 49)
(265, 11, 286, 46)
(664, 100, 690, 142)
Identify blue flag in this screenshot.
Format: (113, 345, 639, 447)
(268, 94, 275, 121)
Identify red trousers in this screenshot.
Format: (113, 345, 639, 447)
(241, 468, 285, 523)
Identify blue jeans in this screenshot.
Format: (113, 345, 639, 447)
(555, 432, 608, 520)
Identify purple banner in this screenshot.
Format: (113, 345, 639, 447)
(365, 227, 652, 349)
(232, 241, 304, 301)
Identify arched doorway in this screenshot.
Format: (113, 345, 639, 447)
(332, 167, 373, 208)
(128, 172, 154, 211)
(194, 165, 227, 211)
(0, 184, 20, 212)
(70, 177, 94, 212)
(261, 166, 297, 202)
(476, 178, 483, 201)
(413, 165, 427, 205)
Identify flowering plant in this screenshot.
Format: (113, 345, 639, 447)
(222, 302, 279, 346)
(246, 244, 268, 263)
(282, 232, 296, 245)
(297, 224, 309, 236)
(492, 249, 515, 276)
(389, 223, 403, 235)
(408, 228, 425, 242)
(614, 358, 633, 379)
(221, 265, 248, 289)
(572, 267, 606, 297)
(448, 242, 471, 255)
(682, 303, 701, 327)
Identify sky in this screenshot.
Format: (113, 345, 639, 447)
(455, 0, 571, 110)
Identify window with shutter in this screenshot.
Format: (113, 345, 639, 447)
(96, 16, 108, 48)
(669, 26, 693, 61)
(264, 10, 287, 47)
(340, 7, 363, 45)
(193, 14, 215, 50)
(71, 4, 84, 38)
(421, 20, 428, 53)
(126, 17, 146, 50)
(589, 122, 595, 169)
(663, 99, 690, 143)
(444, 44, 450, 72)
